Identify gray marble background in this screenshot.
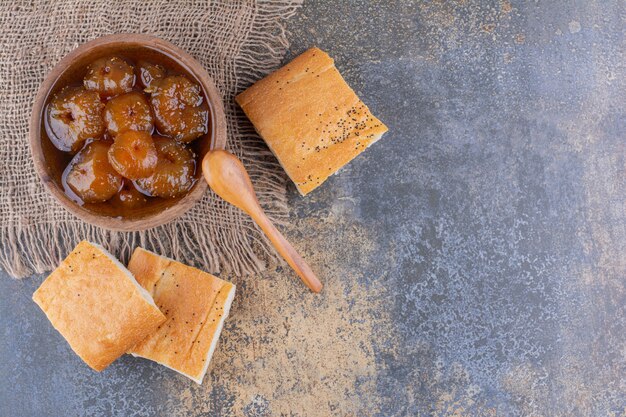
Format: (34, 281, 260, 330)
(1, 1, 624, 416)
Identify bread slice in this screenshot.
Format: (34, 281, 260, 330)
(32, 241, 166, 372)
(127, 248, 236, 384)
(236, 47, 388, 195)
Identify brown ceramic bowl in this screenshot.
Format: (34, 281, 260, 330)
(30, 34, 226, 231)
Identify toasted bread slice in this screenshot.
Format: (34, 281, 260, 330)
(236, 47, 388, 195)
(127, 248, 236, 384)
(32, 241, 166, 372)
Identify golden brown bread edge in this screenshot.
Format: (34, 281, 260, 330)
(32, 241, 166, 372)
(236, 47, 388, 196)
(127, 247, 236, 384)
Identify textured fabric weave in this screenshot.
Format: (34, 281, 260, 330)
(0, 0, 301, 278)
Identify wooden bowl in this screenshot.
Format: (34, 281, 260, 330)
(30, 34, 226, 231)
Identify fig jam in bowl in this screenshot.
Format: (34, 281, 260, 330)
(30, 34, 226, 231)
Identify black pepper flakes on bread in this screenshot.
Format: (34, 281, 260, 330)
(236, 47, 388, 196)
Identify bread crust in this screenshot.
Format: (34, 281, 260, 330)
(32, 241, 166, 372)
(236, 47, 388, 195)
(127, 248, 236, 384)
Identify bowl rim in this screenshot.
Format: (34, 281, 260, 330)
(29, 33, 226, 232)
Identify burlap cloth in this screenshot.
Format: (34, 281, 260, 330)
(0, 0, 302, 278)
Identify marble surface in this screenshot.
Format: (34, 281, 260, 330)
(1, 1, 624, 416)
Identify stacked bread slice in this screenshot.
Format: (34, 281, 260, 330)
(127, 248, 236, 384)
(32, 241, 235, 384)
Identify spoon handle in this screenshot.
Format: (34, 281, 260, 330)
(250, 210, 323, 293)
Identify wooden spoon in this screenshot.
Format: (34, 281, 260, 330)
(202, 150, 323, 293)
